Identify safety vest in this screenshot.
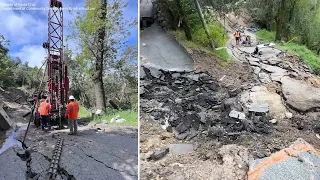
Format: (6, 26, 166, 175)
(39, 102, 50, 115)
(235, 31, 240, 37)
(66, 101, 79, 120)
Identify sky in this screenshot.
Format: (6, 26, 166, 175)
(0, 0, 138, 67)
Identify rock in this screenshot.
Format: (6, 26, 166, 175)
(185, 74, 200, 81)
(161, 119, 170, 131)
(169, 144, 195, 155)
(172, 73, 180, 79)
(140, 67, 146, 79)
(270, 72, 287, 82)
(198, 112, 206, 123)
(240, 86, 287, 119)
(259, 73, 271, 83)
(268, 57, 282, 65)
(253, 67, 261, 75)
(140, 87, 145, 95)
(175, 131, 189, 140)
(208, 126, 226, 138)
(175, 114, 199, 133)
(228, 87, 242, 97)
(175, 98, 182, 104)
(229, 110, 246, 120)
(261, 64, 287, 73)
(313, 126, 320, 134)
(269, 119, 277, 124)
(148, 66, 162, 78)
(187, 128, 198, 140)
(246, 56, 260, 62)
(285, 112, 293, 119)
(249, 61, 260, 66)
(288, 72, 298, 78)
(0, 106, 14, 130)
(249, 104, 269, 113)
(281, 76, 320, 112)
(149, 147, 169, 161)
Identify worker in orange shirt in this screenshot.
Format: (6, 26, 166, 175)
(235, 30, 241, 45)
(39, 97, 51, 131)
(65, 95, 79, 135)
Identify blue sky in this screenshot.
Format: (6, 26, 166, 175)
(0, 0, 138, 67)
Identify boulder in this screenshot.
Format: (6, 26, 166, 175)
(0, 106, 14, 130)
(240, 86, 287, 119)
(281, 76, 320, 112)
(229, 110, 246, 120)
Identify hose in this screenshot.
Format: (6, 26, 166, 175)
(22, 54, 48, 149)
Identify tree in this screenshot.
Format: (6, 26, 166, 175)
(69, 0, 137, 110)
(175, 0, 193, 40)
(194, 0, 214, 48)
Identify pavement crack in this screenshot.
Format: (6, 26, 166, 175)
(83, 153, 137, 177)
(64, 144, 137, 177)
(58, 165, 76, 180)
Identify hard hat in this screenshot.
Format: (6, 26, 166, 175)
(69, 95, 75, 100)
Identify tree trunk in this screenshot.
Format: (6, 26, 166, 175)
(92, 0, 107, 110)
(175, 0, 192, 40)
(275, 0, 285, 41)
(194, 0, 214, 48)
(275, 17, 282, 41)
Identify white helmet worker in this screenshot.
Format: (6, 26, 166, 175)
(69, 95, 75, 100)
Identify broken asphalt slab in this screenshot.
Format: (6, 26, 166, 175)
(0, 128, 138, 180)
(0, 106, 15, 131)
(281, 76, 320, 112)
(169, 144, 195, 155)
(248, 138, 320, 180)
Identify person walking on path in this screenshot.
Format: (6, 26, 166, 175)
(65, 95, 80, 135)
(235, 30, 241, 45)
(39, 98, 51, 131)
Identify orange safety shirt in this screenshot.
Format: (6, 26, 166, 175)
(66, 101, 79, 120)
(39, 101, 51, 115)
(235, 31, 240, 37)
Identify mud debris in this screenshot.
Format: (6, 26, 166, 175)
(140, 66, 275, 140)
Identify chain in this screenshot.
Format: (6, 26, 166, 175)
(46, 138, 64, 180)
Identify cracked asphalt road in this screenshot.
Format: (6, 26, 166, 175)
(140, 23, 195, 71)
(0, 125, 138, 180)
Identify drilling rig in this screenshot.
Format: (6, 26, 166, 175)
(32, 0, 69, 129)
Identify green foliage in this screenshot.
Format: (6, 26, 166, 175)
(280, 43, 320, 74)
(170, 29, 232, 63)
(193, 22, 228, 47)
(215, 48, 232, 62)
(78, 107, 137, 126)
(248, 0, 320, 53)
(256, 30, 276, 42)
(0, 34, 42, 89)
(68, 0, 137, 111)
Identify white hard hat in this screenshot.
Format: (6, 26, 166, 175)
(69, 95, 75, 100)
